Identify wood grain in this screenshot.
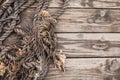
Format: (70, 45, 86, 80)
(24, 8, 120, 32)
(32, 0, 120, 8)
(55, 9, 120, 32)
(46, 58, 120, 80)
(56, 33, 120, 57)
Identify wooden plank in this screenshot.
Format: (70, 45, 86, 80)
(55, 9, 120, 32)
(24, 8, 120, 32)
(46, 58, 120, 80)
(32, 0, 120, 8)
(56, 33, 120, 57)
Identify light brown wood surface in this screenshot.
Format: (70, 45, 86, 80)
(32, 0, 120, 8)
(46, 58, 120, 80)
(55, 9, 120, 32)
(56, 33, 120, 57)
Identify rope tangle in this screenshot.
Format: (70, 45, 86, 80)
(0, 0, 69, 80)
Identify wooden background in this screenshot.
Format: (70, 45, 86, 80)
(32, 0, 120, 80)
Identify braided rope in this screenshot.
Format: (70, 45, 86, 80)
(7, 53, 19, 61)
(0, 1, 20, 43)
(42, 0, 52, 10)
(0, 46, 12, 57)
(0, 0, 69, 80)
(0, 0, 35, 43)
(29, 0, 69, 79)
(14, 28, 25, 35)
(0, 6, 13, 32)
(35, 0, 44, 13)
(52, 0, 69, 19)
(19, 0, 35, 12)
(21, 1, 53, 78)
(0, 0, 15, 17)
(0, 0, 30, 22)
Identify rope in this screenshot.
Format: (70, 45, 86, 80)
(0, 6, 13, 32)
(0, 1, 21, 43)
(52, 0, 69, 19)
(0, 46, 12, 57)
(19, 0, 35, 12)
(31, 0, 69, 79)
(14, 28, 25, 35)
(0, 0, 35, 44)
(0, 0, 15, 17)
(0, 0, 35, 22)
(0, 0, 69, 80)
(42, 0, 52, 10)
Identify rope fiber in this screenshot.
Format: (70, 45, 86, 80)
(0, 0, 69, 80)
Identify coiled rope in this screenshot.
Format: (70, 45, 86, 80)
(0, 0, 35, 44)
(0, 0, 69, 80)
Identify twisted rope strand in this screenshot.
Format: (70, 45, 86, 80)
(0, 6, 13, 32)
(0, 0, 35, 43)
(0, 0, 69, 80)
(0, 0, 28, 22)
(52, 0, 69, 19)
(0, 0, 15, 17)
(19, 0, 35, 12)
(0, 46, 12, 57)
(0, 1, 20, 43)
(42, 0, 52, 10)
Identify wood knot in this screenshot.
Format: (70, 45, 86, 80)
(87, 10, 112, 24)
(81, 0, 95, 7)
(92, 39, 109, 50)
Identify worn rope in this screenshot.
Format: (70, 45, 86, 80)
(0, 0, 15, 17)
(0, 1, 20, 43)
(0, 46, 12, 58)
(0, 0, 68, 80)
(0, 6, 13, 32)
(30, 0, 69, 79)
(52, 0, 69, 19)
(0, 0, 35, 44)
(42, 0, 52, 10)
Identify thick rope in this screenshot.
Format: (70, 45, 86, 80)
(0, 0, 15, 17)
(0, 46, 11, 57)
(0, 6, 13, 32)
(52, 0, 69, 19)
(19, 0, 35, 12)
(30, 0, 69, 79)
(0, 0, 35, 44)
(0, 1, 21, 43)
(42, 0, 52, 10)
(0, 0, 68, 80)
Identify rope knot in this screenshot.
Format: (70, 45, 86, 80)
(39, 10, 51, 17)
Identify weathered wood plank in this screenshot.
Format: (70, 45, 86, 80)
(24, 8, 120, 32)
(32, 0, 120, 8)
(46, 58, 120, 80)
(55, 9, 120, 32)
(56, 33, 120, 57)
